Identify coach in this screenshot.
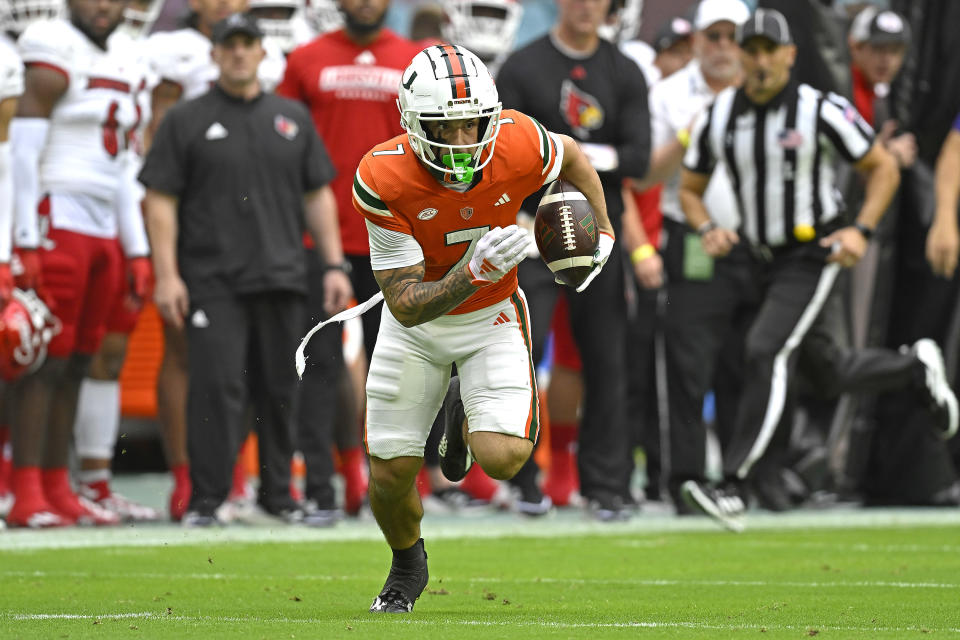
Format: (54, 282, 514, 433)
(139, 13, 352, 526)
(677, 9, 911, 529)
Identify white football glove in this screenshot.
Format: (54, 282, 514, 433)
(467, 225, 532, 286)
(575, 231, 616, 293)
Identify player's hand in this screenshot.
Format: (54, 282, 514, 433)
(0, 263, 13, 309)
(926, 211, 960, 278)
(701, 227, 739, 257)
(633, 251, 664, 289)
(887, 132, 917, 168)
(126, 256, 154, 309)
(576, 231, 615, 293)
(322, 269, 353, 316)
(154, 274, 189, 329)
(820, 226, 867, 268)
(466, 225, 532, 286)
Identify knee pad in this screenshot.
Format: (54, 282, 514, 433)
(73, 379, 120, 459)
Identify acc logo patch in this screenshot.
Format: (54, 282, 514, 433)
(274, 115, 299, 140)
(460, 207, 474, 220)
(417, 208, 438, 220)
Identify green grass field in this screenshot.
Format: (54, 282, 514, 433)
(2, 507, 959, 639)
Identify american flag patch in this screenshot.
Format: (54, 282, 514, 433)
(778, 129, 804, 149)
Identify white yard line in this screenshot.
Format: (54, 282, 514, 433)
(2, 507, 960, 552)
(1, 569, 956, 590)
(4, 612, 960, 634)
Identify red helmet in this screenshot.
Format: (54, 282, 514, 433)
(0, 289, 61, 381)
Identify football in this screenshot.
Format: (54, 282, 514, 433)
(534, 180, 599, 288)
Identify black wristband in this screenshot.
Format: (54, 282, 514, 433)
(853, 222, 874, 240)
(323, 260, 353, 275)
(696, 221, 717, 237)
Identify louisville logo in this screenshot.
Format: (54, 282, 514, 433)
(560, 79, 604, 138)
(274, 115, 299, 140)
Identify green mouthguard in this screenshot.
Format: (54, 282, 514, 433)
(442, 153, 474, 183)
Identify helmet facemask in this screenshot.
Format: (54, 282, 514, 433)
(398, 45, 503, 184)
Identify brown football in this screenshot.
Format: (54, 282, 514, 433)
(534, 180, 599, 288)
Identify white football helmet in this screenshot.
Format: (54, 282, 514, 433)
(249, 0, 308, 53)
(599, 0, 644, 43)
(440, 0, 522, 73)
(303, 0, 342, 34)
(1, 0, 62, 36)
(397, 45, 502, 184)
(119, 0, 164, 39)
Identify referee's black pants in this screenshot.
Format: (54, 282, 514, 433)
(660, 219, 758, 502)
(186, 290, 305, 515)
(723, 244, 926, 482)
(515, 249, 633, 505)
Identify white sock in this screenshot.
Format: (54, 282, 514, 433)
(74, 379, 121, 461)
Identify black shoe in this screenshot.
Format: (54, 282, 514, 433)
(431, 487, 488, 511)
(437, 376, 472, 482)
(181, 510, 223, 528)
(370, 539, 429, 613)
(258, 499, 305, 524)
(585, 493, 630, 522)
(302, 499, 342, 527)
(510, 476, 553, 517)
(680, 480, 745, 532)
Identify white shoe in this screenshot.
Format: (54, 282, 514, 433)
(93, 492, 161, 522)
(911, 338, 959, 440)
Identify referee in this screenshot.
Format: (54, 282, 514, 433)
(140, 13, 352, 526)
(675, 9, 958, 530)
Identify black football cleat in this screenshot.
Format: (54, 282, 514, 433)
(437, 376, 472, 482)
(680, 480, 745, 533)
(370, 540, 429, 613)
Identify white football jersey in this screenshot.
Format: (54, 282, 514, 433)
(147, 27, 287, 99)
(0, 33, 24, 101)
(18, 19, 148, 236)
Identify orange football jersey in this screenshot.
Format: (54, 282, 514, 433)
(353, 109, 562, 314)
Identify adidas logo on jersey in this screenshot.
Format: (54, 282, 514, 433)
(492, 312, 511, 326)
(354, 51, 376, 65)
(493, 193, 512, 207)
(205, 122, 228, 140)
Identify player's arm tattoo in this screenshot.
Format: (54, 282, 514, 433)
(375, 262, 477, 328)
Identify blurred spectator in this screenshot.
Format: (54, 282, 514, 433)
(638, 0, 749, 513)
(497, 0, 650, 520)
(276, 0, 421, 519)
(144, 0, 258, 521)
(141, 14, 349, 526)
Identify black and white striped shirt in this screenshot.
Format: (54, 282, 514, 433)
(684, 81, 874, 247)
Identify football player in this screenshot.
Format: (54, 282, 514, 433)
(0, 2, 27, 521)
(7, 0, 150, 527)
(248, 0, 315, 54)
(355, 45, 614, 612)
(440, 0, 522, 77)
